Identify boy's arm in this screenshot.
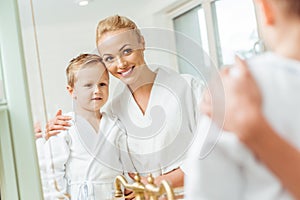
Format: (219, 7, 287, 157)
(241, 113, 300, 200)
(201, 57, 300, 199)
(37, 132, 70, 199)
(47, 133, 71, 198)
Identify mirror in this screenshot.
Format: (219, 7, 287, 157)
(18, 0, 189, 121)
(18, 0, 205, 199)
(17, 0, 260, 199)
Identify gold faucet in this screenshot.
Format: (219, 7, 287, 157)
(114, 173, 146, 200)
(145, 174, 175, 200)
(114, 173, 175, 200)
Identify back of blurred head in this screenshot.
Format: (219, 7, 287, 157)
(256, 0, 300, 56)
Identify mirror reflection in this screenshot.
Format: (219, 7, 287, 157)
(17, 0, 262, 199)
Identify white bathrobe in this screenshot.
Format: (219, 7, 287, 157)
(184, 52, 300, 200)
(107, 67, 204, 177)
(36, 112, 124, 200)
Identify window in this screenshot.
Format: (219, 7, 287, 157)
(173, 5, 210, 76)
(213, 0, 259, 65)
(173, 0, 262, 71)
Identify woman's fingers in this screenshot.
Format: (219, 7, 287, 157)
(43, 110, 72, 140)
(35, 132, 43, 139)
(124, 189, 135, 200)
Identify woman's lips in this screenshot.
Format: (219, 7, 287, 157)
(119, 66, 134, 77)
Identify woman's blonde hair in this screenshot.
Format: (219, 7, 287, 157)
(66, 54, 106, 87)
(96, 15, 142, 45)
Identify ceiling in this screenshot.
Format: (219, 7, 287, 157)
(17, 0, 182, 28)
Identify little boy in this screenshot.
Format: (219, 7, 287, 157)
(185, 0, 300, 199)
(36, 54, 125, 199)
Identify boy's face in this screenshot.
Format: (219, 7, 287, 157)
(72, 63, 109, 112)
(97, 29, 145, 85)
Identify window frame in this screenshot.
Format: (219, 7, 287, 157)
(167, 0, 263, 68)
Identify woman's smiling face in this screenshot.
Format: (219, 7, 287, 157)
(97, 29, 146, 85)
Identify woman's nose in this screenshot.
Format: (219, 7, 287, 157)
(116, 57, 127, 69)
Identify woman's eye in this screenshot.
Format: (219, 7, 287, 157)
(104, 56, 114, 62)
(123, 48, 133, 55)
(99, 83, 107, 86)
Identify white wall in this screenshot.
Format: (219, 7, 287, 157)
(18, 0, 189, 124)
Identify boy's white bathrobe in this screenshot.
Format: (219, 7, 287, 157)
(184, 52, 300, 200)
(36, 112, 124, 200)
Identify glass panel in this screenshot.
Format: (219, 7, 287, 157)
(0, 49, 5, 104)
(19, 1, 204, 198)
(198, 8, 209, 58)
(213, 0, 259, 66)
(173, 5, 210, 76)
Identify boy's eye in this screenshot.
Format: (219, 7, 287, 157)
(99, 83, 107, 86)
(84, 84, 93, 87)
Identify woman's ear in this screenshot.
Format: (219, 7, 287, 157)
(140, 35, 145, 51)
(67, 85, 76, 99)
(256, 0, 275, 25)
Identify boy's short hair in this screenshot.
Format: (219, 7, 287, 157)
(96, 15, 142, 44)
(273, 0, 300, 17)
(66, 54, 106, 87)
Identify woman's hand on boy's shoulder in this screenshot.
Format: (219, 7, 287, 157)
(44, 109, 72, 140)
